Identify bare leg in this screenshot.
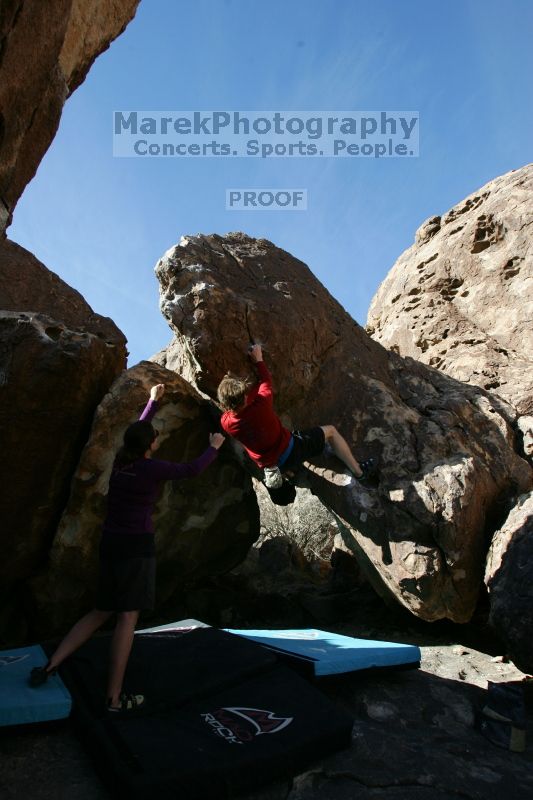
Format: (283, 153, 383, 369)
(47, 609, 113, 671)
(321, 425, 363, 477)
(107, 610, 139, 706)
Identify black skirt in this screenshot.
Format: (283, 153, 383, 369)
(96, 555, 156, 612)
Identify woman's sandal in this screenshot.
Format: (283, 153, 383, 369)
(107, 693, 145, 712)
(29, 663, 57, 687)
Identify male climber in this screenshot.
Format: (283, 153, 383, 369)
(217, 344, 374, 495)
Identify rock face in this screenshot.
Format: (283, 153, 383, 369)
(0, 1, 139, 639)
(253, 479, 339, 564)
(154, 340, 344, 589)
(0, 239, 126, 643)
(367, 165, 533, 456)
(153, 232, 531, 623)
(0, 310, 123, 587)
(0, 0, 140, 232)
(0, 238, 125, 342)
(485, 492, 533, 673)
(28, 361, 259, 639)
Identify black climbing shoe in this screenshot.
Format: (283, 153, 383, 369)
(107, 693, 145, 713)
(29, 664, 56, 687)
(355, 458, 375, 481)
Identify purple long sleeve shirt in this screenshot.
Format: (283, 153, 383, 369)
(100, 398, 218, 557)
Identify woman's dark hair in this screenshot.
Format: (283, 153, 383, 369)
(114, 420, 157, 467)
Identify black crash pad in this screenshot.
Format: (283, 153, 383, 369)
(58, 627, 353, 798)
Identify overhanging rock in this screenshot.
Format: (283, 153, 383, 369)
(153, 232, 531, 623)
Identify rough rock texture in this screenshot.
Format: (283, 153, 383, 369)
(285, 651, 532, 800)
(0, 0, 140, 232)
(253, 478, 339, 564)
(230, 479, 368, 624)
(153, 357, 344, 573)
(0, 238, 125, 344)
(224, 532, 371, 631)
(28, 361, 259, 639)
(0, 239, 126, 644)
(0, 311, 126, 642)
(485, 492, 533, 673)
(367, 165, 533, 456)
(0, 0, 137, 641)
(153, 232, 531, 624)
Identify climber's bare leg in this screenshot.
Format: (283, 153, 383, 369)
(321, 425, 363, 478)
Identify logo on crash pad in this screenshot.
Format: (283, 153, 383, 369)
(201, 706, 293, 744)
(0, 654, 30, 667)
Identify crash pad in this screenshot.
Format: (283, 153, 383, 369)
(225, 628, 421, 676)
(59, 627, 353, 798)
(0, 644, 71, 727)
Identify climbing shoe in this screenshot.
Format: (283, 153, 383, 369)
(107, 693, 145, 713)
(356, 458, 376, 481)
(29, 663, 56, 687)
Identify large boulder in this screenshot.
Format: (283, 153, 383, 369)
(150, 358, 342, 574)
(0, 310, 124, 583)
(0, 239, 126, 643)
(0, 0, 140, 232)
(485, 492, 533, 673)
(0, 0, 138, 639)
(367, 164, 533, 457)
(153, 232, 531, 623)
(28, 361, 259, 638)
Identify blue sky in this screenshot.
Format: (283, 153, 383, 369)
(9, 0, 533, 365)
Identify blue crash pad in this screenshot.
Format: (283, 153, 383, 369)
(0, 644, 71, 726)
(225, 628, 421, 677)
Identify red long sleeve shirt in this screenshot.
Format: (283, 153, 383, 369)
(220, 361, 291, 468)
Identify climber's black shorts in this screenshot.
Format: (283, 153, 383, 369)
(282, 427, 326, 471)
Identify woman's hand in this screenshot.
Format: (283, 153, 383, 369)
(209, 432, 225, 449)
(150, 384, 165, 401)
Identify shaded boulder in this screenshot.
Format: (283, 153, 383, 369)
(0, 0, 138, 640)
(367, 164, 533, 457)
(29, 361, 259, 639)
(253, 478, 339, 566)
(153, 232, 531, 623)
(0, 310, 125, 605)
(485, 492, 533, 673)
(0, 239, 126, 610)
(0, 0, 140, 232)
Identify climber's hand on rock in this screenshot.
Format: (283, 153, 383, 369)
(249, 344, 263, 362)
(150, 384, 165, 401)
